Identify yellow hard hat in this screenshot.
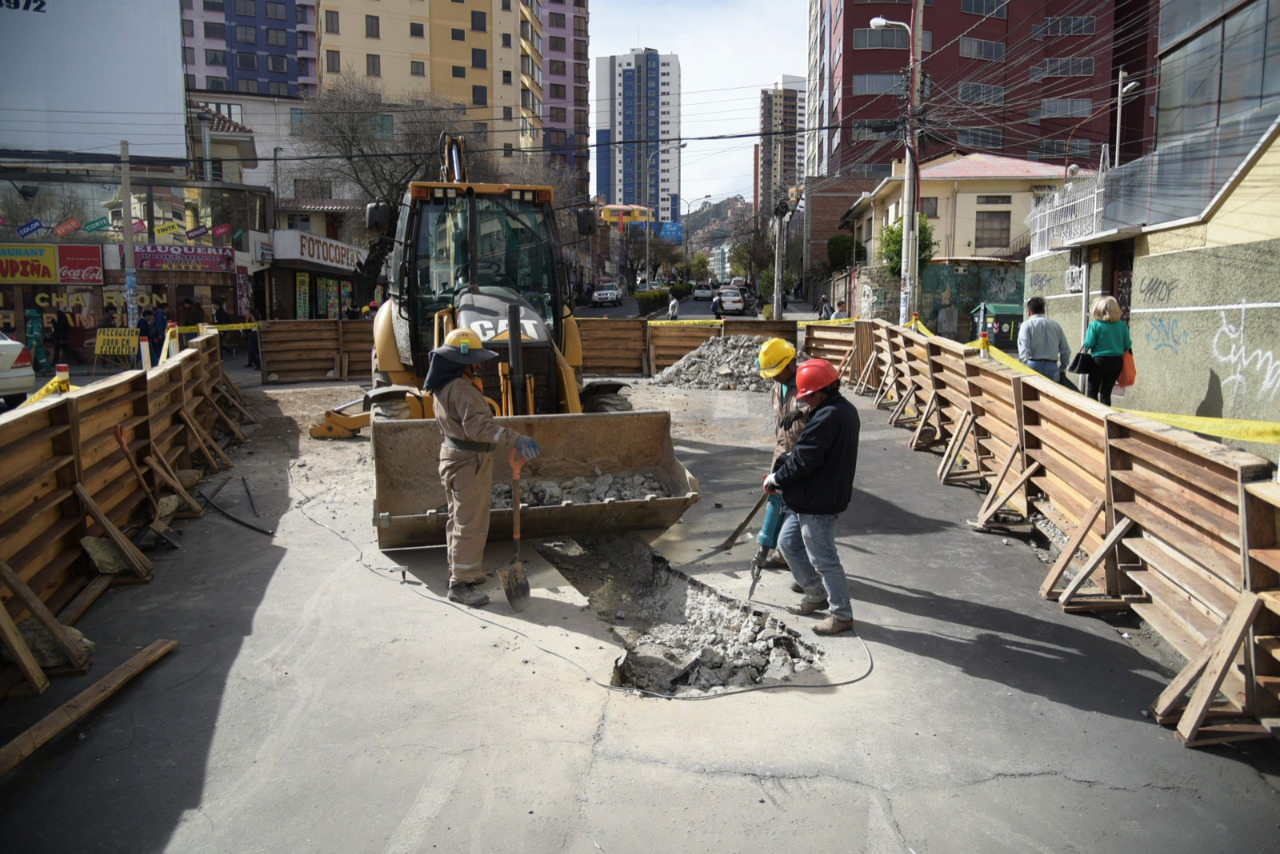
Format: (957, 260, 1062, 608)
(433, 327, 497, 365)
(757, 338, 796, 378)
(444, 328, 484, 351)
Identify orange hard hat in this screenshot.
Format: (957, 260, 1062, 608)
(795, 358, 840, 398)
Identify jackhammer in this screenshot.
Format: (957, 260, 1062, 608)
(748, 490, 785, 601)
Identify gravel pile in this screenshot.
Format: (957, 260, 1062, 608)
(651, 335, 773, 393)
(491, 473, 670, 509)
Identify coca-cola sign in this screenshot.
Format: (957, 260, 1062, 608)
(57, 245, 103, 284)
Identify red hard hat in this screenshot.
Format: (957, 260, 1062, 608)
(795, 358, 840, 398)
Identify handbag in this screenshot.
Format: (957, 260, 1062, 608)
(1117, 351, 1137, 386)
(1068, 350, 1094, 374)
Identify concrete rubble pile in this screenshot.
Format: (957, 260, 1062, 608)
(612, 571, 823, 696)
(651, 335, 772, 393)
(491, 473, 670, 509)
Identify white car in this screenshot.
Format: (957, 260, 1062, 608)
(693, 283, 714, 300)
(591, 284, 623, 307)
(716, 287, 745, 315)
(0, 331, 36, 410)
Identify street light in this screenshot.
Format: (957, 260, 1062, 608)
(675, 194, 709, 282)
(1114, 70, 1141, 168)
(871, 12, 921, 324)
(644, 141, 687, 284)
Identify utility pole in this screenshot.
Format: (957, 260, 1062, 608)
(773, 198, 790, 319)
(120, 141, 139, 330)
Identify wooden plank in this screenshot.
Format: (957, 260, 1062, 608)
(0, 558, 89, 669)
(1112, 466, 1240, 546)
(56, 574, 113, 627)
(1060, 517, 1134, 605)
(0, 596, 49, 695)
(1125, 567, 1223, 644)
(1177, 592, 1262, 743)
(1109, 437, 1242, 505)
(1113, 499, 1242, 589)
(1150, 607, 1237, 721)
(1122, 534, 1238, 620)
(976, 461, 1041, 527)
(1040, 498, 1105, 599)
(0, 639, 178, 777)
(73, 484, 152, 579)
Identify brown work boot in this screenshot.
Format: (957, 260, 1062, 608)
(812, 615, 855, 636)
(448, 582, 490, 608)
(786, 598, 829, 616)
(790, 581, 804, 594)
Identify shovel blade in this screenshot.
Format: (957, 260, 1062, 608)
(501, 560, 531, 612)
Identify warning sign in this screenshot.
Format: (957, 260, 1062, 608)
(95, 328, 140, 356)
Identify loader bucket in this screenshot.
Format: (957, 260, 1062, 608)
(371, 411, 700, 550)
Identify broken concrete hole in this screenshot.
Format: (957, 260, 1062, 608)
(533, 534, 823, 697)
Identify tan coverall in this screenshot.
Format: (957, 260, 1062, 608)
(434, 375, 517, 586)
(771, 376, 804, 466)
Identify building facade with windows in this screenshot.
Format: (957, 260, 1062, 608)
(182, 0, 318, 98)
(594, 47, 682, 222)
(540, 0, 590, 199)
(756, 75, 807, 217)
(807, 0, 1150, 179)
(315, 0, 542, 155)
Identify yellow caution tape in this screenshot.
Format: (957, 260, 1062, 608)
(964, 337, 1038, 375)
(1115, 409, 1280, 446)
(19, 377, 80, 407)
(797, 318, 860, 328)
(648, 319, 723, 326)
(905, 318, 934, 337)
(175, 322, 259, 334)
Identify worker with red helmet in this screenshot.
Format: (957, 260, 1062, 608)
(763, 357, 860, 635)
(424, 328, 541, 607)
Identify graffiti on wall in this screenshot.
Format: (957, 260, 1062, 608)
(1138, 275, 1178, 303)
(981, 267, 1022, 302)
(1027, 273, 1051, 294)
(1212, 303, 1280, 404)
(1145, 317, 1189, 355)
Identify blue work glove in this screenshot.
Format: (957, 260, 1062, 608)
(515, 434, 541, 460)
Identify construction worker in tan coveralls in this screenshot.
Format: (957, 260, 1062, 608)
(424, 329, 541, 607)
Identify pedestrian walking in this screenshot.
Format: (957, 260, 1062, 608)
(817, 296, 834, 320)
(1081, 296, 1132, 406)
(1017, 296, 1071, 383)
(831, 300, 849, 320)
(668, 291, 679, 321)
(51, 307, 73, 365)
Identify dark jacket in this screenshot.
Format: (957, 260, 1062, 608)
(772, 390, 859, 515)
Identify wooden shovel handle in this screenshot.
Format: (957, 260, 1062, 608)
(508, 448, 523, 544)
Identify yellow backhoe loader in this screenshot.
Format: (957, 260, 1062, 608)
(311, 137, 699, 548)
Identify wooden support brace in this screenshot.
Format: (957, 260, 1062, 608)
(73, 483, 153, 579)
(909, 391, 940, 449)
(1039, 498, 1105, 600)
(0, 558, 89, 670)
(853, 351, 877, 395)
(219, 374, 247, 407)
(1177, 592, 1263, 745)
(56, 575, 114, 627)
(937, 411, 973, 482)
(834, 343, 857, 383)
(1058, 516, 1134, 606)
(179, 409, 220, 473)
(974, 461, 1041, 527)
(145, 454, 203, 516)
(872, 367, 894, 409)
(1150, 613, 1238, 722)
(217, 385, 255, 423)
(181, 410, 234, 470)
(0, 598, 49, 695)
(976, 443, 1021, 520)
(0, 639, 178, 778)
(205, 393, 247, 442)
(888, 387, 918, 426)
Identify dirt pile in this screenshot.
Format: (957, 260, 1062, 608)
(651, 335, 772, 393)
(491, 473, 670, 509)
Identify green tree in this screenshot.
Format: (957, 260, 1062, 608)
(689, 252, 711, 281)
(827, 233, 855, 270)
(875, 217, 936, 277)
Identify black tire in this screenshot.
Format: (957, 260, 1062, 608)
(2, 393, 25, 409)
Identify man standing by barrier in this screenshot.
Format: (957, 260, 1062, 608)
(424, 329, 541, 607)
(758, 338, 805, 573)
(1017, 296, 1070, 382)
(764, 358, 860, 636)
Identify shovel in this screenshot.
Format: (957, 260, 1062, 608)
(114, 425, 182, 549)
(500, 448, 531, 612)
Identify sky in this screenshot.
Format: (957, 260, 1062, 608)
(588, 0, 809, 214)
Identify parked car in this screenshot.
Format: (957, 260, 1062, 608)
(0, 331, 35, 409)
(735, 286, 758, 312)
(693, 283, 714, 300)
(591, 284, 623, 307)
(717, 287, 745, 315)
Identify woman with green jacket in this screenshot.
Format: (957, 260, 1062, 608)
(1082, 295, 1132, 406)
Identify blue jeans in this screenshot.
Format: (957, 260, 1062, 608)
(777, 511, 852, 621)
(1026, 359, 1060, 382)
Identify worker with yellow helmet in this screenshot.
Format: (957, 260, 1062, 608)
(756, 337, 806, 573)
(424, 328, 541, 607)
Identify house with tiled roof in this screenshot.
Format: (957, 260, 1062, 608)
(186, 100, 258, 184)
(839, 151, 1069, 333)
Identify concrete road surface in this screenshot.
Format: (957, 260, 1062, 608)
(0, 369, 1277, 853)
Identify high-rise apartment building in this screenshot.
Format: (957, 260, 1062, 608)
(182, 0, 318, 98)
(314, 1, 543, 154)
(595, 48, 682, 222)
(807, 1, 1143, 179)
(756, 75, 806, 217)
(540, 0, 590, 200)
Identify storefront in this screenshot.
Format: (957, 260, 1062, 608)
(103, 244, 241, 330)
(268, 230, 369, 320)
(0, 244, 105, 343)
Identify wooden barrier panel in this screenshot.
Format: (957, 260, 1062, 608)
(962, 356, 1028, 518)
(1106, 414, 1271, 700)
(1018, 375, 1115, 600)
(66, 371, 151, 534)
(340, 320, 375, 380)
(721, 319, 796, 342)
(258, 320, 343, 383)
(0, 398, 85, 622)
(147, 360, 192, 474)
(923, 337, 979, 470)
(648, 323, 722, 372)
(1244, 484, 1280, 725)
(804, 322, 877, 387)
(887, 325, 931, 428)
(578, 318, 646, 376)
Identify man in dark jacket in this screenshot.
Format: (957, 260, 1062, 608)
(764, 357, 860, 635)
